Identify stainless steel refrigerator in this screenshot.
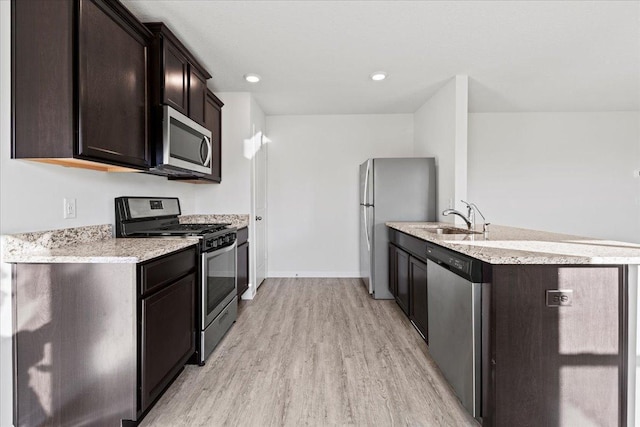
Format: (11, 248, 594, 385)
(359, 158, 436, 299)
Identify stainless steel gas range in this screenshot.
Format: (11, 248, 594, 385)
(115, 196, 237, 364)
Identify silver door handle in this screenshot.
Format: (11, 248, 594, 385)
(363, 160, 370, 205)
(256, 216, 262, 221)
(364, 208, 370, 251)
(202, 136, 212, 167)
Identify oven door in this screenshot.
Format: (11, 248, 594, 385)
(202, 242, 237, 328)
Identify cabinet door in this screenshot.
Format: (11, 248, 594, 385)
(395, 246, 410, 315)
(237, 241, 249, 298)
(141, 273, 195, 412)
(162, 38, 189, 115)
(388, 243, 398, 297)
(189, 66, 207, 126)
(204, 90, 223, 182)
(409, 256, 428, 341)
(77, 0, 150, 168)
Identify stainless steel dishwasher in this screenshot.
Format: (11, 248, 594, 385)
(426, 243, 483, 419)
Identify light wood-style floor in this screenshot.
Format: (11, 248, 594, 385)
(140, 278, 477, 427)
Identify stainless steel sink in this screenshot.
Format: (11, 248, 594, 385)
(425, 227, 481, 235)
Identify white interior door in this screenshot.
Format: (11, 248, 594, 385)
(253, 132, 267, 290)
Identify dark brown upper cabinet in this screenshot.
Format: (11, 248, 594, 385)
(11, 0, 152, 172)
(189, 67, 207, 126)
(146, 23, 212, 128)
(204, 89, 223, 183)
(162, 41, 190, 115)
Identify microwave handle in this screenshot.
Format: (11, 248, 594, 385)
(200, 136, 212, 167)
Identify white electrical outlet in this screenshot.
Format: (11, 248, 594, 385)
(63, 198, 77, 219)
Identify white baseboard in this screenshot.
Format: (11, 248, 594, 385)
(267, 271, 361, 278)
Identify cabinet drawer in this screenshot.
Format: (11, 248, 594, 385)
(237, 227, 249, 245)
(140, 247, 196, 295)
(389, 229, 428, 262)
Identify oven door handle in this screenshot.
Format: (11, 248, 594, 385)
(203, 241, 237, 256)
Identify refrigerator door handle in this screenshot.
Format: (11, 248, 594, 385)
(364, 207, 370, 251)
(363, 160, 370, 206)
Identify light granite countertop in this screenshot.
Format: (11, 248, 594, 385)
(386, 222, 640, 265)
(180, 214, 249, 229)
(2, 224, 198, 264)
(2, 213, 250, 264)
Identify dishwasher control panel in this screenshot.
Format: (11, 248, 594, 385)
(447, 256, 470, 274)
(426, 244, 482, 282)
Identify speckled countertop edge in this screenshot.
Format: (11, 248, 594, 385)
(2, 214, 248, 264)
(180, 214, 250, 229)
(2, 224, 198, 264)
(386, 222, 640, 265)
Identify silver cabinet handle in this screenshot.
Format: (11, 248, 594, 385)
(256, 216, 263, 221)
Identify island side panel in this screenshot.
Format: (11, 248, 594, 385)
(13, 263, 137, 426)
(491, 265, 626, 427)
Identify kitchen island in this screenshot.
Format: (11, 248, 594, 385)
(387, 222, 640, 427)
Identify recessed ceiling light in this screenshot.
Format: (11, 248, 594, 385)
(370, 71, 387, 81)
(244, 73, 261, 83)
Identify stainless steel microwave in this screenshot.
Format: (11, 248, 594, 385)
(153, 105, 212, 175)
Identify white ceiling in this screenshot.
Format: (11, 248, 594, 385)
(123, 0, 640, 115)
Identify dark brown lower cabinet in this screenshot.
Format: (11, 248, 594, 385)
(236, 227, 250, 298)
(390, 243, 410, 315)
(409, 257, 428, 341)
(138, 247, 197, 414)
(12, 247, 197, 425)
(388, 243, 398, 297)
(140, 272, 195, 412)
(390, 240, 428, 340)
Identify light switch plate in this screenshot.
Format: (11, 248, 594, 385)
(63, 198, 77, 219)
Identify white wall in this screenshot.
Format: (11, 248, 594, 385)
(413, 76, 469, 223)
(266, 114, 414, 277)
(468, 112, 640, 242)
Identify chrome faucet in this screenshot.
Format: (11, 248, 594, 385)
(442, 208, 473, 229)
(442, 200, 488, 231)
